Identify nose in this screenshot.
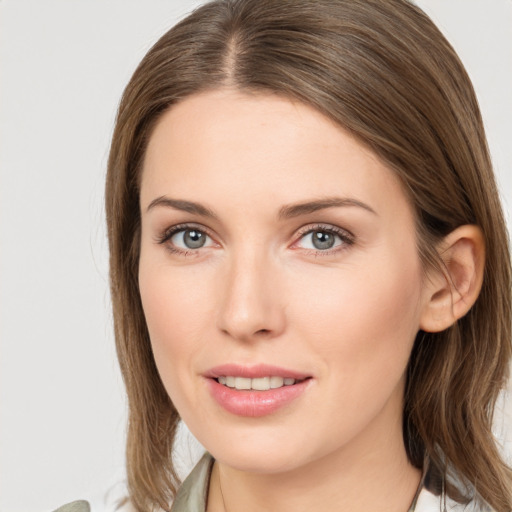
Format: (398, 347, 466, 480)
(216, 249, 286, 342)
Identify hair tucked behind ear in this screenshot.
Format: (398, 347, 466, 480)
(105, 1, 512, 510)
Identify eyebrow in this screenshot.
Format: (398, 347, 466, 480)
(146, 196, 218, 219)
(145, 195, 377, 219)
(278, 197, 377, 219)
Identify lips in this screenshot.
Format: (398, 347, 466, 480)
(205, 363, 310, 380)
(218, 375, 300, 390)
(204, 364, 312, 417)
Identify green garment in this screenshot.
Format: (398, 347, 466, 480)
(53, 453, 493, 512)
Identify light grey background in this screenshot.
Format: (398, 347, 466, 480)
(1, 1, 511, 511)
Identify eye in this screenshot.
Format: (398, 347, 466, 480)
(156, 224, 217, 254)
(170, 228, 213, 250)
(295, 226, 353, 252)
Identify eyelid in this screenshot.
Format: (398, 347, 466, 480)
(154, 221, 355, 256)
(292, 223, 355, 253)
(155, 222, 218, 249)
(295, 223, 354, 238)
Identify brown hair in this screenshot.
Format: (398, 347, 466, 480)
(105, 0, 512, 510)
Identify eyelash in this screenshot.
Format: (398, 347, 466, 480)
(156, 223, 214, 256)
(156, 223, 355, 257)
(294, 224, 355, 256)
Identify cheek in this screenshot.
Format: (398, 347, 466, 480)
(289, 251, 423, 382)
(280, 255, 423, 451)
(140, 267, 183, 348)
(138, 259, 215, 396)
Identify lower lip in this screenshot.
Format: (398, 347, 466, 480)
(206, 378, 311, 417)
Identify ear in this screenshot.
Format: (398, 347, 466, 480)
(420, 225, 485, 333)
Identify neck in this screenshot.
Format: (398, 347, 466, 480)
(207, 413, 421, 512)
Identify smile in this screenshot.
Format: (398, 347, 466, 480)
(217, 376, 301, 391)
(205, 365, 312, 417)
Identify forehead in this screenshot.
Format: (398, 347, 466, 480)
(140, 89, 411, 221)
(142, 89, 355, 179)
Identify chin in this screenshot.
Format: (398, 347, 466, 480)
(211, 443, 307, 474)
(189, 420, 330, 474)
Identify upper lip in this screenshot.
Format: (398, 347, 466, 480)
(204, 363, 311, 380)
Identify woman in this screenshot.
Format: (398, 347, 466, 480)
(58, 0, 512, 510)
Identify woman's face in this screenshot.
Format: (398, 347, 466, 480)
(139, 89, 431, 473)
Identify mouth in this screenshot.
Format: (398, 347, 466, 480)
(216, 375, 306, 391)
(205, 364, 312, 417)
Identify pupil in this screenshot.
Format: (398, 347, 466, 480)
(312, 231, 334, 250)
(184, 230, 205, 249)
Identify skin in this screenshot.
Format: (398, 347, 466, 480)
(138, 89, 444, 511)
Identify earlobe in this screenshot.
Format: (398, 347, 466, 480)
(419, 225, 485, 333)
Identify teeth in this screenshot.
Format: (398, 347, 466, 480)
(252, 377, 270, 391)
(235, 377, 251, 390)
(217, 376, 298, 390)
(270, 376, 284, 389)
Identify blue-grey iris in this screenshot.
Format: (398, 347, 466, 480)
(184, 230, 206, 249)
(312, 231, 335, 250)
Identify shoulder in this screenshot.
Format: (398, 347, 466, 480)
(413, 459, 495, 512)
(51, 498, 135, 512)
(414, 488, 495, 512)
(52, 454, 212, 512)
(51, 501, 91, 512)
(51, 481, 135, 512)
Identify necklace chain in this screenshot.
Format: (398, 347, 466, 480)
(215, 462, 437, 512)
(218, 468, 229, 512)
